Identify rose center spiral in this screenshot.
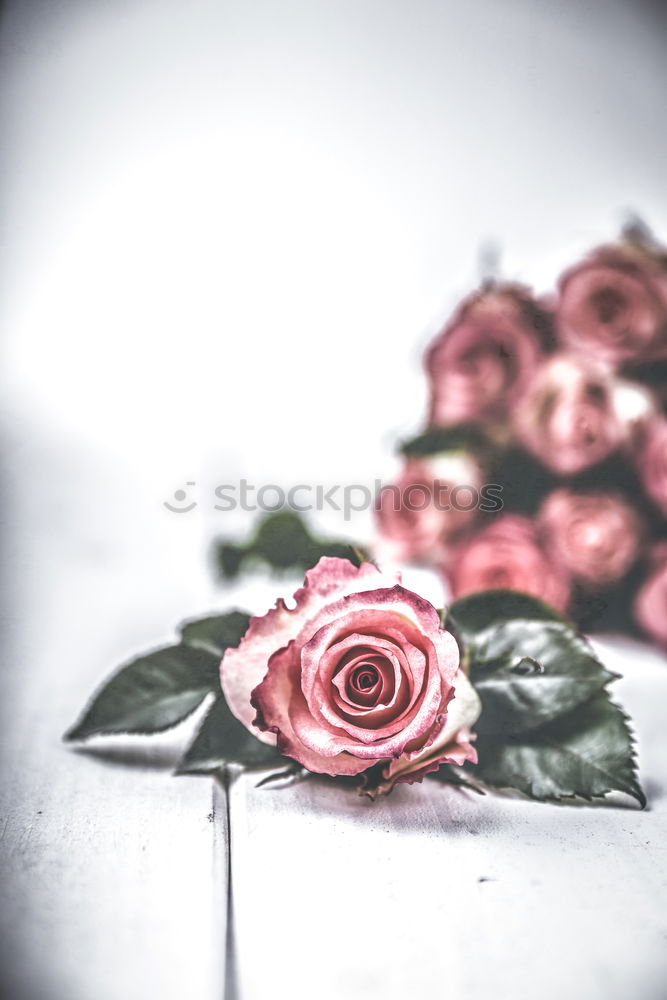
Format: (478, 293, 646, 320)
(329, 646, 399, 713)
(350, 664, 379, 693)
(592, 287, 626, 325)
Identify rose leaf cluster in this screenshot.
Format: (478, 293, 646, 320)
(65, 558, 645, 806)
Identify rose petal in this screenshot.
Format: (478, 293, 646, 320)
(322, 634, 404, 707)
(638, 417, 667, 518)
(317, 629, 422, 726)
(538, 488, 643, 586)
(221, 557, 399, 741)
(513, 354, 626, 477)
(557, 245, 667, 365)
(374, 670, 481, 795)
(251, 641, 373, 776)
(302, 612, 450, 746)
(426, 287, 545, 426)
(299, 585, 456, 706)
(289, 628, 458, 759)
(634, 544, 667, 647)
(448, 515, 571, 613)
(332, 650, 391, 708)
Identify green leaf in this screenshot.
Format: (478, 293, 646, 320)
(176, 696, 287, 774)
(65, 644, 220, 740)
(472, 692, 645, 806)
(401, 423, 492, 459)
(429, 763, 485, 794)
(447, 589, 565, 649)
(471, 620, 616, 736)
(180, 610, 250, 658)
(447, 589, 644, 806)
(215, 510, 368, 580)
(255, 762, 307, 786)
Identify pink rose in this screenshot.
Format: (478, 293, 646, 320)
(513, 354, 626, 476)
(425, 286, 547, 427)
(637, 417, 667, 518)
(556, 243, 667, 366)
(221, 557, 480, 790)
(447, 514, 570, 612)
(538, 489, 643, 587)
(634, 544, 667, 647)
(374, 453, 483, 565)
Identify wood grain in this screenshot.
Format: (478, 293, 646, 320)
(0, 428, 227, 1000)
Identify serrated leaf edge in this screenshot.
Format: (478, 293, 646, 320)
(471, 697, 645, 808)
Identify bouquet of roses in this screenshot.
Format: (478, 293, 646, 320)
(375, 222, 667, 647)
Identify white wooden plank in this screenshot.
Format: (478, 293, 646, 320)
(1, 727, 223, 1000)
(229, 637, 667, 1000)
(0, 429, 226, 1000)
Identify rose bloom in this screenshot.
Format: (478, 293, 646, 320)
(513, 354, 627, 476)
(637, 417, 667, 518)
(556, 243, 667, 366)
(634, 544, 667, 647)
(374, 453, 483, 565)
(425, 285, 546, 427)
(221, 557, 480, 793)
(538, 489, 643, 587)
(447, 514, 570, 612)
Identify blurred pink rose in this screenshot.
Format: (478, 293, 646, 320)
(556, 243, 667, 366)
(634, 544, 667, 647)
(425, 286, 546, 426)
(447, 514, 570, 612)
(538, 489, 643, 587)
(513, 354, 626, 475)
(374, 453, 483, 565)
(637, 417, 667, 518)
(221, 557, 480, 790)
